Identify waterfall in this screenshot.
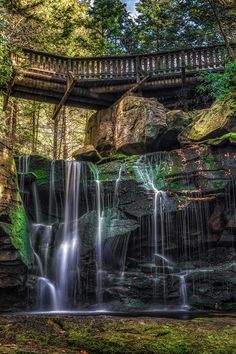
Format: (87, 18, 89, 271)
(17, 148, 236, 313)
(135, 155, 169, 305)
(113, 163, 123, 208)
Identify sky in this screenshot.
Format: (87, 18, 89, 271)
(124, 0, 137, 14)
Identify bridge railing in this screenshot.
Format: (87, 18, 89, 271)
(11, 44, 235, 81)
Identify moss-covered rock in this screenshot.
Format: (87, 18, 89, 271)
(0, 146, 30, 266)
(205, 132, 236, 146)
(0, 315, 235, 354)
(187, 99, 236, 142)
(0, 143, 30, 310)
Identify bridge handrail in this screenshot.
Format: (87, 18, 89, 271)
(11, 43, 236, 81)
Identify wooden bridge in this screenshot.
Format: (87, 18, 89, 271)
(4, 43, 235, 113)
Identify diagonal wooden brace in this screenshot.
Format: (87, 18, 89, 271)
(112, 74, 151, 107)
(52, 71, 77, 121)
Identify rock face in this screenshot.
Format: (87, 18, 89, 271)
(0, 142, 30, 311)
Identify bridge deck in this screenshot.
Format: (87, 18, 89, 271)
(4, 44, 235, 110)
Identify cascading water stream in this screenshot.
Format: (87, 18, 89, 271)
(94, 168, 105, 308)
(134, 153, 191, 309)
(55, 161, 81, 309)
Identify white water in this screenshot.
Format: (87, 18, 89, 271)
(95, 170, 104, 307)
(55, 161, 81, 309)
(179, 274, 189, 309)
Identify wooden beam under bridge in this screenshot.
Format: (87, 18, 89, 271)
(52, 72, 77, 121)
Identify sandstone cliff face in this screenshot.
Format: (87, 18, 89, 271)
(0, 142, 29, 311)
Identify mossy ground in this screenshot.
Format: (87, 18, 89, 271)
(0, 315, 235, 354)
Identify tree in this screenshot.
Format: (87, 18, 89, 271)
(135, 0, 236, 52)
(88, 0, 130, 54)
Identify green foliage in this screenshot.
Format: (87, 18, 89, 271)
(88, 0, 136, 55)
(198, 61, 236, 100)
(135, 0, 236, 52)
(0, 35, 12, 87)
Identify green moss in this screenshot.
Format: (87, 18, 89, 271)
(0, 316, 235, 354)
(188, 99, 236, 142)
(31, 169, 49, 186)
(1, 198, 31, 266)
(206, 132, 236, 146)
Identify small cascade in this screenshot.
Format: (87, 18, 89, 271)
(135, 154, 170, 305)
(32, 183, 42, 223)
(179, 274, 189, 310)
(18, 155, 30, 195)
(113, 163, 124, 208)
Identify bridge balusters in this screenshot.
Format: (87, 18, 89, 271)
(16, 43, 233, 84)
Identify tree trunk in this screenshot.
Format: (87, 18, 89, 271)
(208, 0, 235, 60)
(11, 99, 18, 152)
(4, 99, 13, 137)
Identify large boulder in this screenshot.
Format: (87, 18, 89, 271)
(114, 96, 167, 154)
(85, 95, 167, 156)
(186, 100, 236, 142)
(85, 107, 114, 155)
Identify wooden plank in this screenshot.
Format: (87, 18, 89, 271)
(52, 72, 76, 121)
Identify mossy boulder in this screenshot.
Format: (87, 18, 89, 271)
(187, 99, 236, 142)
